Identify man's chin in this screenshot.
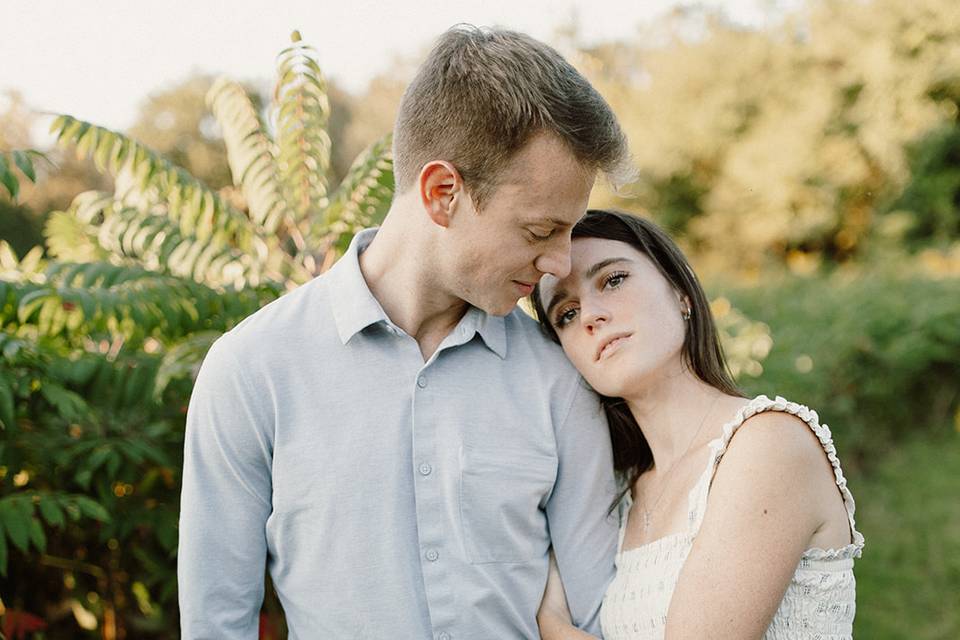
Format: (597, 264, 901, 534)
(477, 297, 521, 317)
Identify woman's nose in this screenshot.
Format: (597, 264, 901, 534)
(582, 305, 610, 334)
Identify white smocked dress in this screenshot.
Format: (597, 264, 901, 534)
(600, 395, 865, 640)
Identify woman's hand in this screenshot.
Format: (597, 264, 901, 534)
(538, 549, 598, 640)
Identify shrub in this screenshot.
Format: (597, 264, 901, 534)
(717, 271, 960, 468)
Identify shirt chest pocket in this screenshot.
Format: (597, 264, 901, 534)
(458, 445, 557, 564)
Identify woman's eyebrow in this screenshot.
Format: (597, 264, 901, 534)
(585, 257, 633, 278)
(545, 257, 634, 317)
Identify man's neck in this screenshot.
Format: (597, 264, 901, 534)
(358, 210, 469, 361)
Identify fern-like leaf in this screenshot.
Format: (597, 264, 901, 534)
(207, 78, 292, 234)
(49, 116, 261, 251)
(323, 134, 395, 255)
(273, 34, 332, 225)
(10, 263, 277, 339)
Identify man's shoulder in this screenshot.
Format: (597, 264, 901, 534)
(503, 307, 580, 378)
(216, 275, 331, 356)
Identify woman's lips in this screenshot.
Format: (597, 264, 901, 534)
(596, 333, 632, 361)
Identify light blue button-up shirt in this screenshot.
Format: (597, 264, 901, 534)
(178, 229, 619, 639)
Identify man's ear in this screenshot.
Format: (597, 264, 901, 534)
(419, 160, 464, 228)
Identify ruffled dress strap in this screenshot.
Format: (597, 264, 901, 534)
(685, 395, 865, 556)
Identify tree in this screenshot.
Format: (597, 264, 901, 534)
(582, 0, 960, 272)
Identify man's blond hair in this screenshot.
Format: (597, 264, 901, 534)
(393, 25, 632, 209)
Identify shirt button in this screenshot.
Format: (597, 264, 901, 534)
(438, 633, 451, 640)
(418, 463, 432, 476)
(425, 549, 439, 562)
(417, 375, 427, 388)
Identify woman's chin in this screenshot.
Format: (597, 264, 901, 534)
(584, 375, 629, 399)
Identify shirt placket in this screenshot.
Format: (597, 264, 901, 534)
(411, 352, 459, 639)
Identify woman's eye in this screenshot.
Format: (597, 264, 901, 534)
(554, 307, 578, 328)
(604, 272, 628, 289)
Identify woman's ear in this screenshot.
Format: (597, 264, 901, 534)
(677, 292, 692, 320)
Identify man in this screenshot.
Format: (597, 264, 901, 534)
(178, 25, 632, 639)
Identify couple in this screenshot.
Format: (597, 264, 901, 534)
(177, 25, 863, 639)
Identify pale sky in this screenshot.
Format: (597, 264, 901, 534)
(2, 0, 793, 137)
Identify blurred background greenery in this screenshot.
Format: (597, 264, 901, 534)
(1, 0, 958, 637)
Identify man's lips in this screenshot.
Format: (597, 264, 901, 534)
(595, 332, 632, 361)
(513, 280, 536, 295)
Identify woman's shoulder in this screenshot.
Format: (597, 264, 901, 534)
(719, 395, 836, 470)
(716, 412, 827, 489)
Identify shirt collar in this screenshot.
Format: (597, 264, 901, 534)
(459, 306, 507, 360)
(327, 228, 391, 344)
(327, 228, 508, 359)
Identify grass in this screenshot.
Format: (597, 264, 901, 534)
(850, 429, 960, 639)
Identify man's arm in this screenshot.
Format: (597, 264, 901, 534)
(544, 378, 619, 635)
(178, 336, 274, 639)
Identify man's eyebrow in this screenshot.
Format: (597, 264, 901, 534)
(545, 257, 634, 318)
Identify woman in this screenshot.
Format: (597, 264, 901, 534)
(533, 210, 864, 639)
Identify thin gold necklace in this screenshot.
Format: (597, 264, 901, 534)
(640, 393, 721, 531)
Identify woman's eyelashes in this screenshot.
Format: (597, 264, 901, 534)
(553, 305, 578, 328)
(552, 271, 631, 329)
(602, 271, 629, 290)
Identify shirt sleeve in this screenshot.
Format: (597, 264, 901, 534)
(545, 376, 619, 636)
(177, 335, 274, 639)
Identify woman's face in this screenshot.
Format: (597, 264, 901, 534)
(538, 237, 689, 398)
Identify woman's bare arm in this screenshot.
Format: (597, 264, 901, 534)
(538, 549, 600, 640)
(664, 412, 840, 639)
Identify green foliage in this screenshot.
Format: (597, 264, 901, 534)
(323, 133, 395, 254)
(585, 0, 960, 272)
(207, 78, 290, 233)
(1, 31, 394, 637)
(718, 271, 960, 465)
(851, 431, 960, 638)
(0, 149, 50, 201)
(0, 492, 110, 575)
(885, 122, 960, 246)
(274, 33, 332, 223)
(48, 115, 271, 282)
(0, 199, 44, 258)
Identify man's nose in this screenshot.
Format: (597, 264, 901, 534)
(534, 238, 572, 279)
